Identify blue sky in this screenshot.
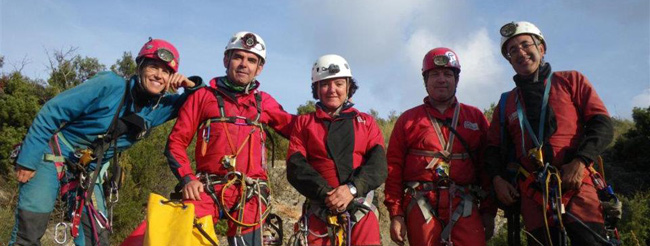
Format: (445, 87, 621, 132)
(2, 0, 649, 119)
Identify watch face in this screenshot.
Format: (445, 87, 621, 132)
(348, 184, 357, 195)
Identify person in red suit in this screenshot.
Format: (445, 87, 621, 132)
(286, 54, 387, 246)
(384, 47, 496, 246)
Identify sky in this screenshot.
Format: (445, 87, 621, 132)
(1, 0, 649, 119)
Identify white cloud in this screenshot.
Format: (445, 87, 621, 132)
(287, 0, 512, 116)
(631, 88, 650, 108)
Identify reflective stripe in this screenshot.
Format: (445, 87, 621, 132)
(43, 154, 66, 163)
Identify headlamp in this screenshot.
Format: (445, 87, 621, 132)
(327, 64, 340, 74)
(156, 48, 175, 63)
(500, 22, 517, 37)
(241, 33, 258, 49)
(433, 55, 450, 66)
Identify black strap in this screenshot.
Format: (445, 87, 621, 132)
(84, 80, 130, 205)
(442, 121, 478, 168)
(263, 126, 276, 168)
(194, 219, 219, 246)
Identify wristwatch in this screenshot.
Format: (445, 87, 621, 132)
(346, 183, 358, 197)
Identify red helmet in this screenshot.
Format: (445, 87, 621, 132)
(136, 38, 179, 73)
(422, 47, 461, 75)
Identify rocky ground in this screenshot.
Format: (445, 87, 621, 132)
(266, 162, 395, 246)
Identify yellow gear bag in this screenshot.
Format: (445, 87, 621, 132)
(143, 193, 219, 246)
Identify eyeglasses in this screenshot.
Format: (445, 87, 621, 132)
(506, 42, 536, 58)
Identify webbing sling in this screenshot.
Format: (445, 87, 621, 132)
(423, 105, 461, 170)
(71, 80, 129, 239)
(515, 71, 552, 159)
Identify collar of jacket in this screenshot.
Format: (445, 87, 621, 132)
(513, 62, 552, 87)
(314, 101, 357, 121)
(131, 75, 162, 112)
(423, 96, 459, 120)
(210, 76, 261, 101)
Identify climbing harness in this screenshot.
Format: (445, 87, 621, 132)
(288, 191, 378, 246)
(497, 71, 622, 246)
(403, 103, 488, 245)
(198, 88, 281, 243)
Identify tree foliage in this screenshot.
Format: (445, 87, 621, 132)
(297, 100, 316, 115)
(110, 51, 138, 78)
(46, 47, 106, 91)
(0, 72, 47, 176)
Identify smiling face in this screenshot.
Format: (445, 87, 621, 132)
(317, 77, 348, 111)
(224, 50, 264, 86)
(505, 34, 546, 76)
(140, 59, 172, 95)
(425, 67, 457, 102)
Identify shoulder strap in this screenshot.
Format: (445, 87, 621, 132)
(84, 79, 130, 204)
(498, 91, 511, 144)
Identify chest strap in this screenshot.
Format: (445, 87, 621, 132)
(424, 105, 461, 170)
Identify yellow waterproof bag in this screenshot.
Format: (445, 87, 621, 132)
(143, 193, 219, 246)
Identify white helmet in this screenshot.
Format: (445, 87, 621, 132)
(311, 54, 352, 83)
(499, 21, 546, 59)
(225, 31, 267, 62)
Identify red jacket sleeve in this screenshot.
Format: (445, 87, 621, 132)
(260, 92, 295, 138)
(165, 88, 206, 185)
(383, 113, 409, 217)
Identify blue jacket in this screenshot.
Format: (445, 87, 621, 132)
(16, 71, 201, 170)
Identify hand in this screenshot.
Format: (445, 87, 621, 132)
(324, 185, 354, 213)
(15, 165, 36, 183)
(493, 176, 519, 206)
(482, 213, 496, 240)
(390, 216, 407, 246)
(167, 73, 195, 92)
(182, 180, 204, 201)
(561, 158, 585, 191)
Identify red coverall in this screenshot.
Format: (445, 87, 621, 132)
(286, 105, 387, 246)
(166, 77, 293, 237)
(487, 70, 609, 232)
(384, 98, 495, 246)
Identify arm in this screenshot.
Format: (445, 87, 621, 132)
(573, 73, 613, 163)
(562, 72, 614, 190)
(165, 88, 205, 187)
(261, 93, 295, 139)
(349, 116, 387, 196)
(383, 114, 408, 218)
(150, 75, 204, 127)
(286, 118, 332, 201)
(16, 72, 123, 170)
(485, 101, 520, 205)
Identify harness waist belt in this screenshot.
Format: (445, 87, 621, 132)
(408, 148, 469, 160)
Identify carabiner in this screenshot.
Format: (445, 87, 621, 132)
(54, 222, 68, 244)
(109, 187, 119, 203)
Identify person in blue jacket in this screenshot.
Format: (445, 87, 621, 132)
(9, 38, 202, 246)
